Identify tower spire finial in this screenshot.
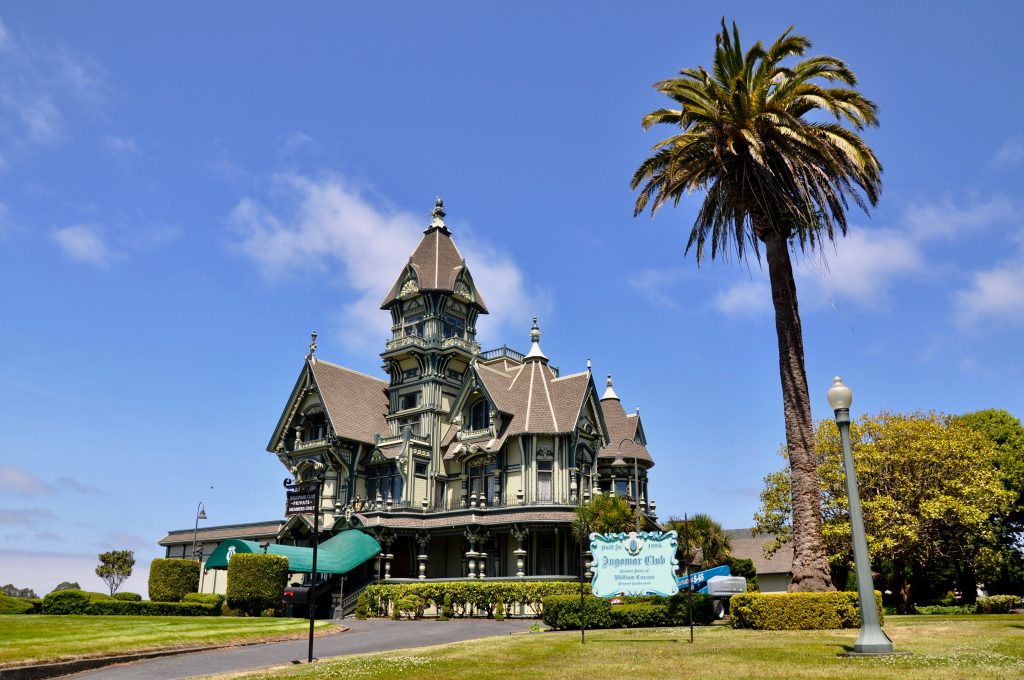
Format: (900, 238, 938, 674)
(308, 331, 318, 361)
(428, 197, 447, 231)
(601, 373, 619, 401)
(525, 316, 548, 362)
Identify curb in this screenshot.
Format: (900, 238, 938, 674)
(0, 626, 348, 680)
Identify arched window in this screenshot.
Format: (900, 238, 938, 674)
(469, 400, 489, 431)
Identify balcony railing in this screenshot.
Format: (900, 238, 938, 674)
(349, 492, 658, 517)
(384, 335, 481, 354)
(293, 437, 329, 451)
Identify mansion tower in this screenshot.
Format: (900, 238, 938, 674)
(268, 199, 656, 582)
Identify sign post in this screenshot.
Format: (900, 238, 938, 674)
(284, 469, 323, 664)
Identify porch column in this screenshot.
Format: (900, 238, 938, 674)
(465, 531, 478, 579)
(512, 526, 528, 578)
(416, 533, 429, 580)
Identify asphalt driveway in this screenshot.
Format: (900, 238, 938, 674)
(66, 618, 536, 680)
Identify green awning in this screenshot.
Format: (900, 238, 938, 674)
(204, 530, 381, 574)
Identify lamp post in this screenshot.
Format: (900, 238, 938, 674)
(190, 502, 207, 561)
(284, 462, 325, 664)
(827, 377, 897, 655)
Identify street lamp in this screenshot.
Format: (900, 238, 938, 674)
(827, 377, 899, 655)
(190, 502, 207, 561)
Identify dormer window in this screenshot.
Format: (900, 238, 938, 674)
(404, 314, 425, 338)
(443, 314, 464, 339)
(469, 399, 489, 431)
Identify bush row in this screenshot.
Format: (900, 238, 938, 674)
(541, 593, 717, 630)
(730, 591, 884, 630)
(38, 589, 220, 616)
(0, 593, 38, 615)
(357, 581, 593, 619)
(915, 595, 1021, 615)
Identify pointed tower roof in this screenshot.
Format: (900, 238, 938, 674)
(380, 198, 488, 312)
(524, 317, 548, 362)
(601, 374, 619, 401)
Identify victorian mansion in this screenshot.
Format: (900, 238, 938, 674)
(268, 199, 657, 581)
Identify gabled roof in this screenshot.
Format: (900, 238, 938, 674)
(310, 360, 389, 446)
(380, 201, 488, 312)
(444, 361, 594, 459)
(598, 392, 653, 465)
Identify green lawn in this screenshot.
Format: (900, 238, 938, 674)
(211, 615, 1024, 680)
(0, 616, 339, 667)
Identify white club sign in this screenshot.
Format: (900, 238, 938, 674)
(590, 531, 680, 598)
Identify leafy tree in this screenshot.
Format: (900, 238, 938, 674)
(51, 581, 81, 592)
(665, 514, 731, 569)
(572, 494, 637, 542)
(1, 584, 37, 598)
(754, 412, 1011, 612)
(96, 550, 135, 596)
(955, 409, 1024, 594)
(631, 20, 881, 591)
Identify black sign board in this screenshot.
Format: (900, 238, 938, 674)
(285, 490, 317, 516)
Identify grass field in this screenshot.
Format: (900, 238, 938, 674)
(0, 616, 339, 667)
(211, 615, 1024, 680)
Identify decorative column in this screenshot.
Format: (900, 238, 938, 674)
(570, 469, 578, 505)
(478, 550, 487, 579)
(417, 533, 429, 580)
(381, 535, 394, 580)
(465, 531, 479, 579)
(512, 527, 528, 578)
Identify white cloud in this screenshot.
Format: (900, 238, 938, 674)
(954, 259, 1024, 329)
(0, 465, 52, 496)
(901, 195, 1014, 242)
(994, 138, 1024, 165)
(230, 174, 545, 349)
(714, 279, 769, 316)
(52, 224, 113, 266)
(0, 507, 58, 528)
(103, 134, 139, 156)
(627, 268, 687, 308)
(0, 17, 106, 157)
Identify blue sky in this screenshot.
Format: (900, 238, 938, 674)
(1, 2, 1022, 596)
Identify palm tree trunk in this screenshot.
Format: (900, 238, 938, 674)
(761, 229, 834, 592)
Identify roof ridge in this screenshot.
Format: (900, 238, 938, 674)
(314, 359, 388, 384)
(539, 361, 558, 430)
(507, 363, 526, 390)
(524, 362, 535, 431)
(551, 370, 588, 382)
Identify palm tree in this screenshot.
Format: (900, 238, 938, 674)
(632, 20, 882, 591)
(572, 494, 636, 542)
(667, 514, 732, 569)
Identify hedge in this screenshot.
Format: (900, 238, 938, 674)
(730, 591, 884, 630)
(149, 558, 200, 602)
(541, 592, 717, 630)
(41, 590, 94, 615)
(226, 553, 289, 617)
(0, 594, 35, 615)
(183, 592, 226, 608)
(975, 595, 1021, 614)
(113, 592, 142, 601)
(358, 581, 592, 619)
(86, 600, 220, 616)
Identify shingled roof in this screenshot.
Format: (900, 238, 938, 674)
(445, 358, 592, 459)
(724, 529, 794, 576)
(598, 381, 653, 465)
(309, 360, 389, 446)
(380, 200, 488, 312)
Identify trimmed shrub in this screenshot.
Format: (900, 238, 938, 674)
(975, 595, 1021, 614)
(359, 581, 592, 619)
(354, 594, 369, 620)
(41, 589, 92, 615)
(438, 594, 453, 621)
(183, 592, 225, 608)
(395, 594, 425, 620)
(86, 600, 220, 616)
(915, 604, 975, 615)
(494, 596, 505, 621)
(149, 558, 200, 602)
(541, 595, 614, 630)
(730, 591, 884, 630)
(0, 594, 35, 615)
(226, 553, 289, 617)
(112, 592, 142, 601)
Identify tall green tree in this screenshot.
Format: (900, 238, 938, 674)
(632, 20, 882, 591)
(96, 550, 135, 596)
(754, 412, 1011, 612)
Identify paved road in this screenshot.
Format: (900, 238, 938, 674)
(66, 619, 536, 680)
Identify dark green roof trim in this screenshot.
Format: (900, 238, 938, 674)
(204, 530, 381, 574)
